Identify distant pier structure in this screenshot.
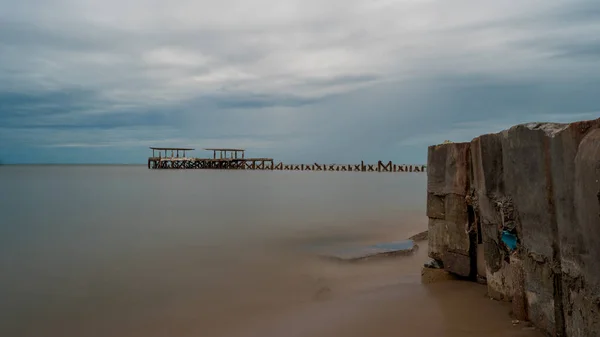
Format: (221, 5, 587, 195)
(148, 147, 426, 172)
(148, 147, 273, 169)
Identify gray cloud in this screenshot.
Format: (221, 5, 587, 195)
(0, 0, 599, 163)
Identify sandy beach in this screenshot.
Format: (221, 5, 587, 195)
(208, 239, 544, 337)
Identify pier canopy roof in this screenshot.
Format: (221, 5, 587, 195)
(204, 148, 246, 159)
(149, 147, 194, 158)
(150, 147, 195, 151)
(203, 148, 244, 152)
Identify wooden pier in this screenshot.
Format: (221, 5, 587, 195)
(147, 147, 426, 172)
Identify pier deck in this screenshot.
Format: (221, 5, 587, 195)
(147, 147, 426, 172)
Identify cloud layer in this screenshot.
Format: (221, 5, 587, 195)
(1, 0, 599, 163)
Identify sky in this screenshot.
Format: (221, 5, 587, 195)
(0, 0, 599, 164)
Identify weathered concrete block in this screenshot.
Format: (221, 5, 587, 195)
(426, 193, 445, 219)
(483, 234, 516, 302)
(444, 193, 468, 226)
(551, 121, 597, 267)
(486, 261, 514, 301)
(574, 127, 600, 285)
(427, 144, 448, 195)
(444, 194, 470, 254)
(548, 118, 600, 337)
(501, 124, 557, 258)
(471, 134, 504, 195)
(524, 254, 556, 335)
(471, 132, 517, 301)
(510, 255, 528, 321)
(476, 243, 486, 279)
(443, 250, 471, 277)
(427, 117, 600, 337)
(568, 126, 600, 337)
(471, 133, 505, 227)
(428, 218, 446, 261)
(561, 273, 600, 337)
(427, 142, 470, 195)
(479, 219, 514, 301)
(500, 124, 559, 334)
(445, 142, 471, 195)
(428, 193, 471, 271)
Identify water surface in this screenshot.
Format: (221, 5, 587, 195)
(0, 166, 544, 337)
(0, 166, 427, 337)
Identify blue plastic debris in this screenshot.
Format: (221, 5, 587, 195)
(501, 231, 517, 251)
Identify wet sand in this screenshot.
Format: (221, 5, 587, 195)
(3, 229, 545, 337)
(2, 224, 544, 337)
(216, 242, 545, 337)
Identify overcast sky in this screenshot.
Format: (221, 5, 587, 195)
(1, 0, 599, 164)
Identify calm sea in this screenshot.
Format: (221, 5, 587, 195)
(0, 165, 427, 337)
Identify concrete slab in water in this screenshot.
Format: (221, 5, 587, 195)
(306, 240, 418, 262)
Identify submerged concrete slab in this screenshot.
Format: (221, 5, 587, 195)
(306, 240, 418, 262)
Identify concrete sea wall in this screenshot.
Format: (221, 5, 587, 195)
(426, 118, 600, 337)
